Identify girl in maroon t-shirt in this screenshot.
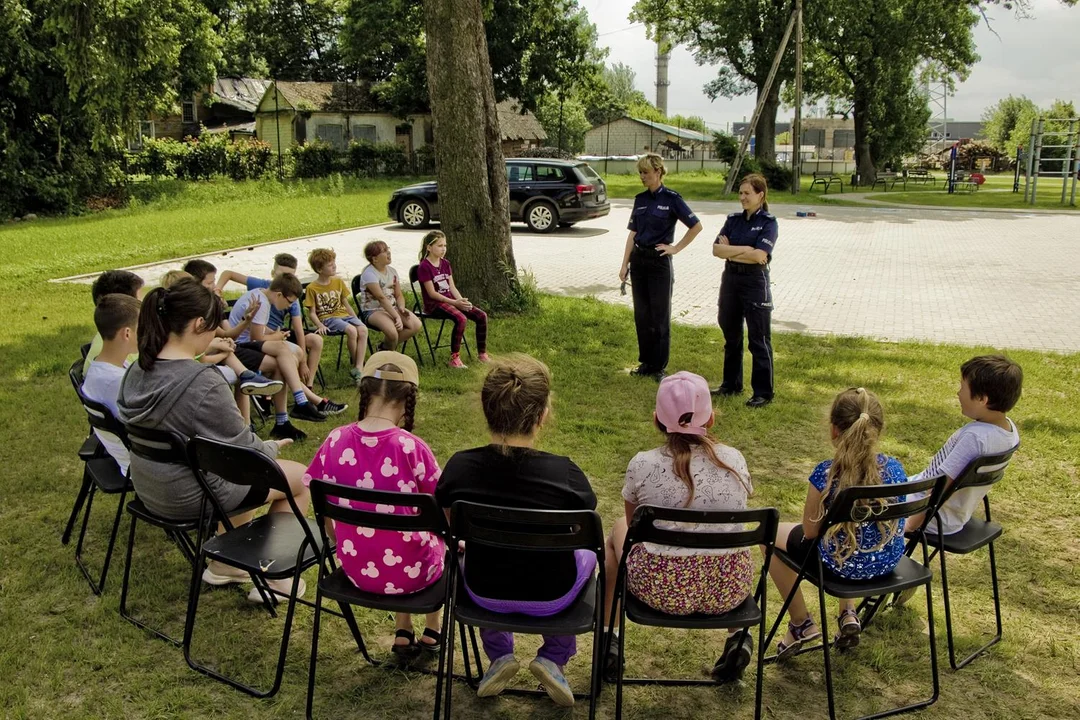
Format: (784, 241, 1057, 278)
(416, 230, 490, 368)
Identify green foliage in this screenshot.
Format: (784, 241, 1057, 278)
(534, 93, 592, 152)
(224, 138, 273, 180)
(517, 146, 576, 159)
(347, 140, 411, 176)
(131, 136, 273, 181)
(712, 131, 738, 163)
(726, 156, 792, 192)
(291, 141, 340, 179)
(981, 95, 1039, 152)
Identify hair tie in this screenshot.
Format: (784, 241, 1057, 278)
(859, 412, 870, 421)
(156, 289, 170, 316)
(855, 387, 865, 394)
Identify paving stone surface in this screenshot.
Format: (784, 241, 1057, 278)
(73, 200, 1080, 353)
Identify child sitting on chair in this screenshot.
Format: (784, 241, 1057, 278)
(84, 270, 145, 374)
(436, 354, 597, 708)
(603, 371, 756, 683)
(357, 241, 421, 357)
(82, 294, 141, 475)
(416, 230, 489, 369)
(893, 356, 1022, 605)
(767, 388, 908, 658)
(304, 247, 370, 382)
(304, 351, 445, 657)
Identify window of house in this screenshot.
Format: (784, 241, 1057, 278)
(182, 98, 196, 124)
(316, 123, 345, 151)
(352, 124, 377, 143)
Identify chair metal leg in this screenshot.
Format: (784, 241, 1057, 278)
(817, 581, 838, 720)
(942, 541, 1002, 671)
(62, 473, 92, 545)
(75, 489, 127, 595)
(306, 582, 324, 720)
(119, 516, 187, 646)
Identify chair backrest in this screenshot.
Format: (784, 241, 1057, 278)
(820, 474, 946, 532)
(125, 423, 190, 465)
(74, 384, 130, 448)
(946, 447, 1017, 494)
(188, 435, 304, 528)
(624, 506, 779, 553)
(79, 342, 92, 361)
(350, 273, 365, 310)
(69, 359, 85, 393)
(407, 265, 424, 314)
(450, 501, 604, 553)
(310, 481, 449, 538)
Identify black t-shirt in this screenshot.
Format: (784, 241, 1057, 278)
(435, 445, 597, 601)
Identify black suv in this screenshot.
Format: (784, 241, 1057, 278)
(388, 158, 610, 233)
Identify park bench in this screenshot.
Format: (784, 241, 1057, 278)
(906, 168, 937, 186)
(872, 171, 904, 191)
(950, 171, 979, 193)
(809, 171, 844, 194)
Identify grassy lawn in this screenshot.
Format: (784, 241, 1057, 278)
(1, 180, 1079, 719)
(858, 187, 1078, 211)
(601, 172, 859, 206)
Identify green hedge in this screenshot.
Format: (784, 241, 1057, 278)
(130, 136, 273, 181)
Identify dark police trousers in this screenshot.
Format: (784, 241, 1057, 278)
(630, 246, 673, 372)
(717, 264, 774, 398)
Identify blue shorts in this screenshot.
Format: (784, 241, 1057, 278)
(359, 308, 384, 326)
(323, 316, 365, 333)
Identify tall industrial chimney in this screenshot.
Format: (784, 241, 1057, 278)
(655, 35, 671, 116)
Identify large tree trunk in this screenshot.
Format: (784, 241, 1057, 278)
(852, 87, 877, 186)
(423, 0, 516, 304)
(754, 85, 780, 163)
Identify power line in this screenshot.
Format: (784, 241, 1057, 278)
(597, 23, 644, 37)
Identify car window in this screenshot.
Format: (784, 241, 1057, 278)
(576, 163, 601, 180)
(534, 165, 565, 182)
(507, 164, 533, 182)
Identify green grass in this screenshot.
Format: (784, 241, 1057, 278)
(601, 172, 859, 206)
(1, 180, 1079, 719)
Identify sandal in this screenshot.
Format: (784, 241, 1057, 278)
(391, 629, 419, 659)
(418, 627, 443, 652)
(776, 617, 821, 662)
(834, 608, 862, 650)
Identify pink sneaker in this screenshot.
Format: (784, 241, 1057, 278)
(448, 353, 468, 369)
(477, 352, 491, 363)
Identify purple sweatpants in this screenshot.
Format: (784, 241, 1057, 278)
(465, 549, 596, 667)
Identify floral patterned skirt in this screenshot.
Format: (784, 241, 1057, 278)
(625, 545, 753, 616)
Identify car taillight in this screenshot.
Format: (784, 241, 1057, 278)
(576, 184, 594, 196)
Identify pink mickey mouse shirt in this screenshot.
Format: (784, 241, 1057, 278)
(304, 424, 445, 595)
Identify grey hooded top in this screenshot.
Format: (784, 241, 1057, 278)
(118, 358, 279, 520)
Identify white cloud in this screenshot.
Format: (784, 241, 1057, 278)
(579, 0, 1079, 129)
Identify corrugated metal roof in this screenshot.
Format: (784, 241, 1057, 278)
(628, 117, 711, 142)
(212, 78, 273, 113)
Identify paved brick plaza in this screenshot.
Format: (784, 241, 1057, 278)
(104, 200, 1080, 353)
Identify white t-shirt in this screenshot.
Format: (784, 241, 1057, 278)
(358, 264, 400, 313)
(82, 360, 131, 475)
(621, 443, 752, 556)
(910, 419, 1019, 535)
(227, 288, 271, 344)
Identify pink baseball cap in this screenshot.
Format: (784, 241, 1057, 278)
(655, 371, 713, 436)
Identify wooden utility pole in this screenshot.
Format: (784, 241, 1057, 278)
(723, 8, 798, 195)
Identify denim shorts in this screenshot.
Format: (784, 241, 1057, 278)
(323, 316, 365, 333)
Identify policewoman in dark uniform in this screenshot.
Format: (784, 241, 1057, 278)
(712, 173, 777, 408)
(618, 153, 702, 380)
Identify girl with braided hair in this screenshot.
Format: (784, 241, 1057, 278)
(303, 351, 445, 657)
(766, 387, 908, 659)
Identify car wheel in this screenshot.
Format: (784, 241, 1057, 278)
(525, 201, 557, 233)
(399, 199, 429, 228)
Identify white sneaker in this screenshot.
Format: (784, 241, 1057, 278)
(529, 656, 575, 707)
(246, 577, 306, 605)
(202, 563, 251, 586)
(476, 654, 520, 698)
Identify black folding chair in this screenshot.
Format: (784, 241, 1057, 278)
(762, 475, 947, 720)
(301, 281, 347, 373)
(407, 265, 469, 365)
(307, 482, 458, 720)
(351, 273, 424, 366)
(608, 506, 779, 720)
(64, 360, 105, 547)
(184, 436, 325, 698)
(68, 378, 134, 595)
(120, 424, 208, 646)
(861, 448, 1018, 670)
(443, 502, 605, 720)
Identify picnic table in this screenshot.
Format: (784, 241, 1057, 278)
(809, 171, 845, 194)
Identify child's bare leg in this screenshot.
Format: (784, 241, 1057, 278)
(224, 353, 247, 377)
(367, 312, 399, 350)
(235, 388, 251, 424)
(394, 613, 414, 646)
(766, 522, 812, 627)
(261, 343, 321, 403)
(304, 332, 323, 372)
(263, 459, 310, 515)
(345, 323, 368, 369)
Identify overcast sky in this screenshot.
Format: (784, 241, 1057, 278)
(578, 0, 1080, 133)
